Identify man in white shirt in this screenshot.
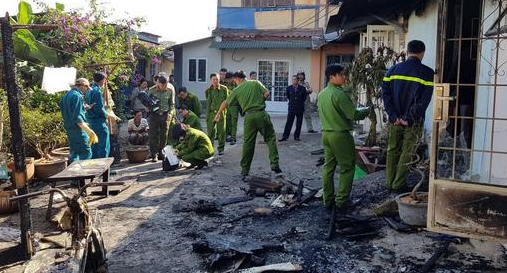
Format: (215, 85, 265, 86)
(128, 110, 149, 145)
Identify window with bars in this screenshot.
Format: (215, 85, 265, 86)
(360, 25, 402, 52)
(150, 62, 158, 79)
(326, 54, 355, 66)
(198, 59, 206, 82)
(188, 59, 207, 82)
(258, 60, 290, 102)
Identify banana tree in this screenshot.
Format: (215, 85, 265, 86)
(0, 1, 59, 66)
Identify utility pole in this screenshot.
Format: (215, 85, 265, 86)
(1, 13, 33, 258)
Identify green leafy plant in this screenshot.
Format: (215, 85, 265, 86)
(2, 106, 67, 160)
(346, 46, 405, 147)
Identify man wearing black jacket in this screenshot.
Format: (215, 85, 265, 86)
(280, 75, 308, 141)
(382, 40, 434, 192)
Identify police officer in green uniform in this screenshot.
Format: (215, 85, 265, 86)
(224, 72, 239, 145)
(172, 123, 214, 169)
(178, 87, 202, 117)
(148, 74, 175, 162)
(206, 73, 228, 155)
(180, 106, 202, 131)
(214, 70, 282, 179)
(318, 64, 370, 211)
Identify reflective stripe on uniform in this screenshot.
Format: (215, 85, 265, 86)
(382, 75, 434, 86)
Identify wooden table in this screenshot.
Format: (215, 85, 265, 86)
(44, 158, 114, 220)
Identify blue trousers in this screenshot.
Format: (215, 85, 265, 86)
(66, 128, 92, 163)
(89, 119, 110, 159)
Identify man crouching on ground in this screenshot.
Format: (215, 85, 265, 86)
(172, 123, 214, 169)
(318, 64, 370, 213)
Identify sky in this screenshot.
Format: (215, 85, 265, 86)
(1, 0, 218, 44)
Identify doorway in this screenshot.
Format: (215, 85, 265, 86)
(428, 0, 507, 241)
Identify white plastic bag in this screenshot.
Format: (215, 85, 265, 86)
(162, 146, 179, 171)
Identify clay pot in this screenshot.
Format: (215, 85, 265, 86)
(0, 189, 18, 215)
(126, 146, 149, 163)
(34, 158, 68, 180)
(396, 192, 428, 227)
(7, 157, 35, 181)
(50, 147, 70, 159)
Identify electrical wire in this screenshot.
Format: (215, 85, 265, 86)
(295, 4, 337, 29)
(292, 3, 331, 29)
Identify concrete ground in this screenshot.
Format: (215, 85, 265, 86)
(1, 113, 506, 273)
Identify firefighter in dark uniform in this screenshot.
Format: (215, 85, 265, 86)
(382, 40, 434, 192)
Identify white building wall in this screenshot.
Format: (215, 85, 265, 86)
(181, 38, 222, 100)
(221, 48, 312, 113)
(221, 48, 312, 76)
(472, 0, 507, 185)
(406, 0, 439, 136)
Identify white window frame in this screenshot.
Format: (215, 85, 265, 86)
(149, 61, 158, 78)
(188, 58, 208, 83)
(257, 59, 292, 102)
(360, 25, 403, 52)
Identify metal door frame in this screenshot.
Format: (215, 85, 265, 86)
(428, 0, 507, 242)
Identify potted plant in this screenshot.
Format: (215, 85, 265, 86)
(395, 134, 430, 227)
(21, 108, 68, 180)
(346, 47, 405, 147)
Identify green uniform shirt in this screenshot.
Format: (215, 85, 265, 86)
(206, 84, 228, 116)
(178, 128, 214, 156)
(148, 84, 175, 114)
(317, 83, 370, 132)
(183, 110, 202, 131)
(227, 80, 268, 113)
(223, 82, 238, 106)
(178, 92, 202, 117)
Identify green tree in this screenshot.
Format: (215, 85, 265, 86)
(346, 47, 405, 147)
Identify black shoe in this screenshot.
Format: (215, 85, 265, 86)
(226, 136, 232, 142)
(195, 161, 208, 169)
(278, 138, 288, 142)
(294, 138, 301, 141)
(271, 167, 283, 174)
(230, 139, 236, 145)
(218, 151, 224, 156)
(308, 130, 317, 133)
(151, 157, 158, 163)
(336, 199, 358, 214)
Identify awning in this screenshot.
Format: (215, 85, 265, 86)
(210, 40, 313, 50)
(325, 0, 427, 40)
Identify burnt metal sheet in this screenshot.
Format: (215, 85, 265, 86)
(432, 183, 507, 239)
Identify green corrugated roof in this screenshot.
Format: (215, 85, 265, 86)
(211, 40, 312, 49)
